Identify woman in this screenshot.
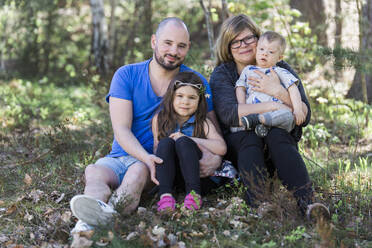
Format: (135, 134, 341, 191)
(210, 14, 328, 217)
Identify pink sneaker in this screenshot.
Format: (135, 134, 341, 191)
(157, 195, 176, 212)
(184, 193, 202, 210)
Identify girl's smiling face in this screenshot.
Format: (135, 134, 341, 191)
(172, 85, 200, 122)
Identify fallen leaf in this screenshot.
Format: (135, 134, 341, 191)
(16, 195, 26, 202)
(152, 225, 165, 237)
(61, 211, 72, 223)
(178, 241, 186, 248)
(0, 234, 9, 242)
(126, 232, 138, 240)
(43, 207, 54, 216)
(24, 174, 32, 185)
(55, 193, 65, 203)
(79, 230, 95, 239)
(71, 233, 93, 248)
(0, 200, 4, 206)
(5, 204, 16, 215)
(29, 189, 44, 203)
(24, 213, 34, 222)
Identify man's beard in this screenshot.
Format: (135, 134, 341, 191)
(154, 50, 183, 71)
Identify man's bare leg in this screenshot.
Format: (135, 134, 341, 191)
(70, 164, 119, 227)
(83, 164, 119, 202)
(113, 162, 150, 214)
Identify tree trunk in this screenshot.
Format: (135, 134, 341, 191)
(142, 0, 153, 59)
(334, 0, 343, 81)
(347, 0, 372, 103)
(289, 0, 328, 47)
(108, 0, 117, 70)
(199, 0, 214, 59)
(120, 0, 141, 65)
(90, 0, 109, 75)
(221, 0, 229, 22)
(43, 8, 57, 75)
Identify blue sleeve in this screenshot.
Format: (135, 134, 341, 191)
(105, 66, 133, 103)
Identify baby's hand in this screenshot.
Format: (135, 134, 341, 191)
(169, 131, 185, 141)
(293, 109, 305, 126)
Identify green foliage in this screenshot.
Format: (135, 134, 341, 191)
(226, 0, 320, 73)
(318, 46, 372, 73)
(0, 78, 104, 130)
(284, 226, 305, 243)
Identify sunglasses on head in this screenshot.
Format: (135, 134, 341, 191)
(174, 80, 203, 90)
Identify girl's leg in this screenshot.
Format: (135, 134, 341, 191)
(174, 136, 202, 195)
(225, 131, 267, 206)
(264, 127, 313, 213)
(155, 137, 177, 196)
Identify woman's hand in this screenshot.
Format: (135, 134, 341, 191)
(248, 68, 283, 97)
(169, 131, 185, 141)
(293, 108, 306, 126)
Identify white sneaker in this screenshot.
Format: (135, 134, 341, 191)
(70, 220, 94, 234)
(70, 195, 117, 226)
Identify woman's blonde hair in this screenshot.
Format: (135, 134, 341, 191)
(215, 14, 261, 66)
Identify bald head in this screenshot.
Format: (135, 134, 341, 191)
(155, 17, 189, 39)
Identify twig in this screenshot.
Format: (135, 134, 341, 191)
(213, 230, 220, 248)
(3, 149, 51, 169)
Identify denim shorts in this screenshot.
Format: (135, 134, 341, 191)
(95, 155, 139, 185)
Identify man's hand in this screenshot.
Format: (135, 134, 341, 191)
(144, 154, 163, 185)
(198, 144, 222, 178)
(169, 131, 185, 141)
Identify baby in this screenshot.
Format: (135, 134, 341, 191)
(232, 31, 305, 137)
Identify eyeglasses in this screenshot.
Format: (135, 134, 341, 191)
(230, 35, 257, 49)
(174, 80, 202, 90)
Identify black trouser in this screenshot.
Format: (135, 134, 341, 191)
(225, 127, 312, 212)
(155, 136, 203, 196)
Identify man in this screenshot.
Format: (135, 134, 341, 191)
(70, 17, 222, 233)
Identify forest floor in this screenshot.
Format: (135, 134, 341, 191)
(0, 76, 371, 247)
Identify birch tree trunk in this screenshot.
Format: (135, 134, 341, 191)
(334, 0, 343, 81)
(347, 0, 372, 103)
(90, 0, 109, 75)
(221, 0, 229, 22)
(199, 0, 214, 59)
(108, 0, 117, 70)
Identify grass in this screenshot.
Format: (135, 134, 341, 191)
(0, 77, 371, 247)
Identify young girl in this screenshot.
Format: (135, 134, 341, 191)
(152, 71, 227, 212)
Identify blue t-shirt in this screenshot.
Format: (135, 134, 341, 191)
(105, 59, 214, 157)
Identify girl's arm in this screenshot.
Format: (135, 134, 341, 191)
(151, 114, 159, 154)
(189, 118, 227, 156)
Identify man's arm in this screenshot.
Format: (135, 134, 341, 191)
(109, 97, 162, 184)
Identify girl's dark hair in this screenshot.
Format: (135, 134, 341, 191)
(155, 71, 208, 140)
